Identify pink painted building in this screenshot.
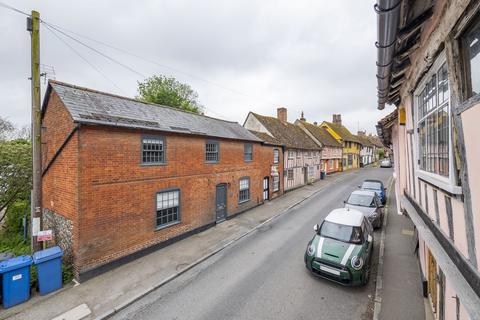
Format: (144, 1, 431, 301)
(243, 108, 322, 191)
(374, 0, 480, 318)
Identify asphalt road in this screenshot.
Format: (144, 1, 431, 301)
(113, 167, 393, 320)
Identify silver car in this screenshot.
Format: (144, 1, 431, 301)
(380, 158, 392, 168)
(344, 190, 384, 229)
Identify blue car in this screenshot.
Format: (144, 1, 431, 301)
(359, 180, 386, 204)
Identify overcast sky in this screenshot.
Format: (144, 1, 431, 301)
(1, 0, 394, 134)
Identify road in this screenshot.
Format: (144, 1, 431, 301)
(113, 167, 393, 320)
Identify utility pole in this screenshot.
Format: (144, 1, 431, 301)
(27, 10, 42, 252)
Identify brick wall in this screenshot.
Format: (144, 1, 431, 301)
(41, 91, 80, 273)
(74, 125, 272, 274)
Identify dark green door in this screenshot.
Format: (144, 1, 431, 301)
(216, 184, 227, 222)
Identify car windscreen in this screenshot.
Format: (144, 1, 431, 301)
(320, 221, 362, 244)
(347, 194, 375, 207)
(362, 181, 382, 190)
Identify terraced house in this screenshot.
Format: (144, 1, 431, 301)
(355, 131, 375, 167)
(243, 108, 321, 191)
(294, 118, 343, 174)
(320, 114, 362, 171)
(41, 81, 282, 281)
(374, 0, 480, 318)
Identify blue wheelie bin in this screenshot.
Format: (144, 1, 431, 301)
(32, 246, 63, 295)
(0, 255, 33, 308)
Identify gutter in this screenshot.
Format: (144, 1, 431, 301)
(375, 0, 401, 110)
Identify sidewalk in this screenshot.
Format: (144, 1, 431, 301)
(376, 181, 432, 320)
(1, 170, 355, 320)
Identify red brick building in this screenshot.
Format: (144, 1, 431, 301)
(41, 81, 283, 281)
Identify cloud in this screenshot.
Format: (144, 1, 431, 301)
(0, 0, 394, 135)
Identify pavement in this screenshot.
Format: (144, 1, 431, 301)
(375, 179, 430, 320)
(0, 166, 428, 320)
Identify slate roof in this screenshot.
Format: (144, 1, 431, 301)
(322, 121, 362, 144)
(250, 113, 319, 150)
(43, 81, 261, 142)
(248, 130, 283, 146)
(296, 120, 342, 148)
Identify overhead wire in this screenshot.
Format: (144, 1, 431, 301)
(43, 23, 127, 94)
(0, 1, 29, 16)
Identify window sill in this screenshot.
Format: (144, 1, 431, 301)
(417, 171, 462, 195)
(244, 159, 253, 163)
(155, 220, 181, 232)
(238, 199, 250, 204)
(205, 161, 219, 164)
(141, 162, 167, 167)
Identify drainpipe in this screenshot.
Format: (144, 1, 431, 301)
(375, 0, 401, 110)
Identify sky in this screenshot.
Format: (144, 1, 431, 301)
(0, 0, 394, 135)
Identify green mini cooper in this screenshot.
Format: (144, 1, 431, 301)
(304, 208, 374, 286)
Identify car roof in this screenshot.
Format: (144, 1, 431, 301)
(350, 190, 377, 197)
(325, 208, 365, 227)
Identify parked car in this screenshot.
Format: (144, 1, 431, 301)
(344, 190, 384, 229)
(359, 179, 386, 204)
(304, 208, 374, 286)
(380, 158, 392, 168)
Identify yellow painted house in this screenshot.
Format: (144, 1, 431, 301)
(320, 115, 362, 171)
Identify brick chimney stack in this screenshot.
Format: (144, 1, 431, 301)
(313, 121, 318, 126)
(277, 107, 287, 122)
(332, 114, 342, 126)
(300, 111, 306, 121)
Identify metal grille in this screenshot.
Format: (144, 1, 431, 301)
(206, 142, 219, 162)
(156, 190, 180, 227)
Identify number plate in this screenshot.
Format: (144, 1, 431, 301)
(319, 265, 341, 276)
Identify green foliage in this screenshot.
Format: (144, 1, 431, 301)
(62, 263, 74, 284)
(137, 75, 204, 114)
(377, 148, 385, 159)
(0, 139, 32, 214)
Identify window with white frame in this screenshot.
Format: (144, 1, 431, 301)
(239, 177, 250, 203)
(329, 159, 334, 170)
(273, 149, 279, 164)
(288, 150, 294, 159)
(272, 175, 279, 191)
(416, 55, 450, 178)
(287, 169, 294, 180)
(156, 189, 180, 228)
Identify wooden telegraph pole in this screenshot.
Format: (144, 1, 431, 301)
(27, 11, 42, 252)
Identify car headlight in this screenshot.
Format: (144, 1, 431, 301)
(307, 244, 315, 256)
(351, 256, 364, 270)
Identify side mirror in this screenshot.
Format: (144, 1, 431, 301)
(313, 224, 319, 232)
(343, 200, 347, 204)
(357, 185, 361, 188)
(384, 187, 387, 190)
(367, 235, 373, 243)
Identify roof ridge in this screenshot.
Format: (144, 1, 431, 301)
(48, 80, 239, 125)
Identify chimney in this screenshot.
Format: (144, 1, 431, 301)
(277, 107, 287, 122)
(313, 121, 318, 126)
(332, 114, 342, 126)
(300, 111, 306, 121)
(357, 130, 366, 136)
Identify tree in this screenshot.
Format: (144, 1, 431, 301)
(0, 139, 32, 219)
(0, 117, 15, 141)
(137, 75, 204, 114)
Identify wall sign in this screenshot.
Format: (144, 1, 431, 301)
(37, 230, 53, 241)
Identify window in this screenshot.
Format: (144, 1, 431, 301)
(287, 169, 294, 180)
(206, 141, 219, 162)
(297, 151, 301, 158)
(463, 16, 480, 98)
(320, 221, 362, 244)
(416, 54, 450, 178)
(244, 143, 253, 161)
(348, 154, 353, 166)
(329, 159, 334, 170)
(156, 189, 180, 228)
(273, 175, 279, 191)
(307, 151, 312, 158)
(142, 136, 165, 164)
(273, 149, 279, 164)
(239, 177, 250, 203)
(288, 150, 294, 159)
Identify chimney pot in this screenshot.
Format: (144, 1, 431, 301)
(277, 107, 287, 122)
(313, 121, 318, 126)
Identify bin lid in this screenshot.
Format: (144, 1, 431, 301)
(0, 252, 14, 262)
(32, 246, 63, 264)
(0, 255, 33, 273)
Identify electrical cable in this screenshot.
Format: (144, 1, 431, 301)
(0, 1, 29, 16)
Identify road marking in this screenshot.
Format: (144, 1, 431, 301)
(52, 303, 91, 320)
(373, 176, 394, 320)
